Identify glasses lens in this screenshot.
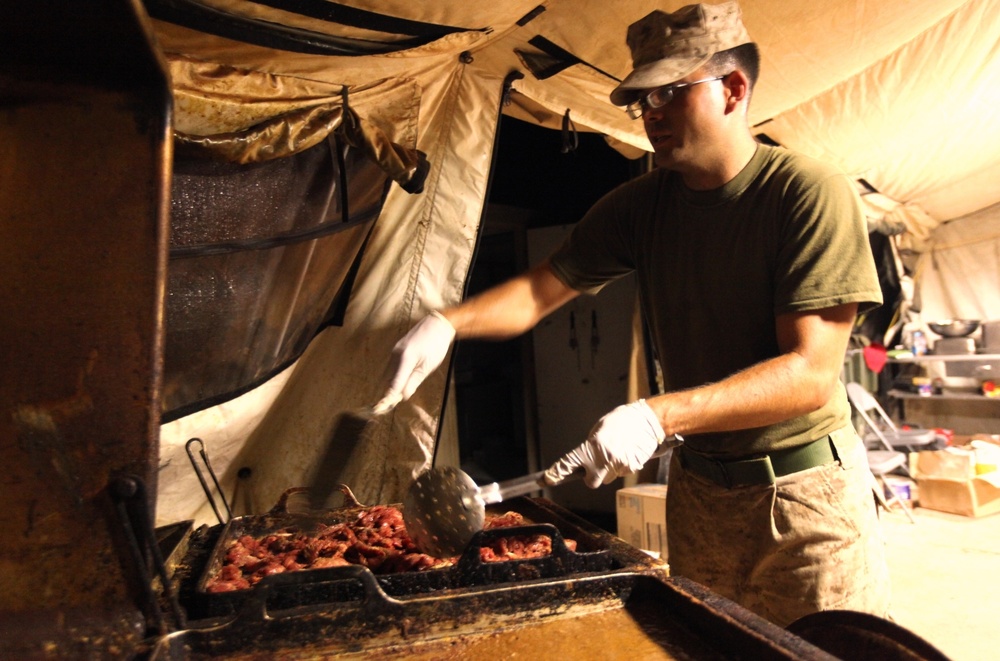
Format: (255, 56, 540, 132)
(626, 102, 643, 120)
(646, 86, 674, 110)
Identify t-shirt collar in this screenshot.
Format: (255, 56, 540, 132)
(670, 143, 767, 207)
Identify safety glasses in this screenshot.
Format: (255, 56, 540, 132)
(625, 74, 728, 120)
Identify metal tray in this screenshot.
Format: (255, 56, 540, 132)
(184, 491, 654, 618)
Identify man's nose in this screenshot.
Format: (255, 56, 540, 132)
(643, 104, 666, 123)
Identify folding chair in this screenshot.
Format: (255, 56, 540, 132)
(866, 449, 916, 523)
(845, 382, 938, 453)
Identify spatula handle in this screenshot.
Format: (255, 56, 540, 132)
(479, 436, 681, 505)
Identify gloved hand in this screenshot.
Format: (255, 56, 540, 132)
(373, 311, 456, 414)
(543, 399, 666, 488)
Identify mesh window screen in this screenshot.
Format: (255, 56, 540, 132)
(163, 135, 390, 422)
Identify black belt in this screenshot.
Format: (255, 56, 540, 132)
(678, 436, 839, 488)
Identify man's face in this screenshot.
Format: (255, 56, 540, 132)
(636, 70, 729, 171)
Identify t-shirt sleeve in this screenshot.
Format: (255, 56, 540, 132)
(548, 177, 650, 294)
(774, 168, 883, 315)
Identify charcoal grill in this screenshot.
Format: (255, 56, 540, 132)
(153, 492, 841, 660)
(146, 489, 954, 661)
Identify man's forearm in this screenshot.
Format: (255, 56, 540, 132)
(647, 352, 834, 438)
(441, 260, 579, 340)
(647, 304, 857, 439)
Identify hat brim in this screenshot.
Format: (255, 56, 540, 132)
(609, 53, 712, 106)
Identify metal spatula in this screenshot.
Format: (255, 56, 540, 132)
(402, 438, 681, 557)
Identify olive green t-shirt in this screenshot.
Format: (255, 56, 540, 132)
(549, 144, 882, 457)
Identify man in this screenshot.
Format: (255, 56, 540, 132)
(375, 1, 891, 627)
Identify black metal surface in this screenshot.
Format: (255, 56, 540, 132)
(788, 610, 953, 661)
(111, 475, 187, 633)
(158, 519, 196, 570)
(150, 565, 840, 661)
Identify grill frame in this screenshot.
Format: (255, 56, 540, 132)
(150, 563, 840, 660)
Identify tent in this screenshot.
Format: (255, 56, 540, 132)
(5, 0, 1000, 527)
(150, 0, 1000, 526)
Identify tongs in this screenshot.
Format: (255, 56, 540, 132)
(402, 437, 682, 557)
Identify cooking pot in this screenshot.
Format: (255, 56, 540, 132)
(928, 320, 980, 337)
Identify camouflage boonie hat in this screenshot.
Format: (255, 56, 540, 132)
(610, 1, 752, 106)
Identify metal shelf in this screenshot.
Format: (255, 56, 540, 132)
(888, 388, 1000, 402)
(887, 353, 1000, 363)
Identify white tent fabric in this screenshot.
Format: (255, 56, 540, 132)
(155, 10, 512, 521)
(761, 0, 1000, 251)
(916, 202, 1000, 322)
(151, 0, 1000, 526)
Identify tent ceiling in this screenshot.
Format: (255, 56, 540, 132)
(150, 0, 999, 234)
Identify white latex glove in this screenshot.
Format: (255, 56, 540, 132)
(373, 311, 456, 414)
(543, 400, 666, 488)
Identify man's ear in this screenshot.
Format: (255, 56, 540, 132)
(724, 69, 750, 113)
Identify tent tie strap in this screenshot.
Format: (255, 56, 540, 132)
(561, 108, 578, 154)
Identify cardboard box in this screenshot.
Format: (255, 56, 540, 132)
(914, 444, 1000, 517)
(915, 472, 1000, 517)
(916, 447, 976, 479)
(616, 483, 668, 559)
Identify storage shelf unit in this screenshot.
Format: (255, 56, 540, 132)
(850, 350, 1000, 432)
(888, 353, 1000, 363)
(888, 389, 1000, 403)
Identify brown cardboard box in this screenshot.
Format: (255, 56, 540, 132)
(916, 447, 976, 479)
(616, 487, 645, 550)
(915, 445, 1000, 517)
(616, 483, 668, 559)
(915, 473, 1000, 517)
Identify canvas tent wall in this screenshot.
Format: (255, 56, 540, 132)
(51, 0, 996, 527)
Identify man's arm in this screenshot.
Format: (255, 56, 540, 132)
(646, 302, 858, 438)
(375, 260, 579, 410)
(442, 259, 580, 339)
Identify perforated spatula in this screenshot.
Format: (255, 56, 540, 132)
(402, 438, 681, 557)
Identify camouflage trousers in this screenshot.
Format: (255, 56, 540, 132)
(666, 426, 892, 628)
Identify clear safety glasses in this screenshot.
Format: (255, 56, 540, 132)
(625, 75, 728, 120)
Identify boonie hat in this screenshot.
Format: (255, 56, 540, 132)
(610, 1, 752, 106)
